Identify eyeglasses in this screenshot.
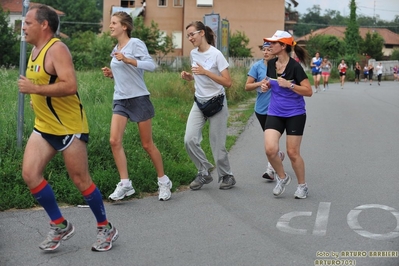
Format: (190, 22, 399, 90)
(186, 30, 201, 39)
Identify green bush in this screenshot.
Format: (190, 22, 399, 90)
(90, 32, 116, 68)
(391, 49, 399, 61)
(344, 69, 355, 81)
(64, 31, 116, 70)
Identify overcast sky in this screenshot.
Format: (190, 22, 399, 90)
(294, 0, 398, 21)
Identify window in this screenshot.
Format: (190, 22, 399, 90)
(172, 32, 182, 49)
(158, 0, 167, 6)
(14, 20, 22, 33)
(196, 0, 213, 7)
(121, 0, 135, 7)
(174, 0, 183, 7)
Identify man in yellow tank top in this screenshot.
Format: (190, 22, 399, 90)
(17, 4, 118, 252)
(26, 35, 89, 135)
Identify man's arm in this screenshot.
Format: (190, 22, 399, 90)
(19, 42, 78, 96)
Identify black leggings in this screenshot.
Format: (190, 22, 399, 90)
(265, 114, 307, 136)
(255, 112, 267, 131)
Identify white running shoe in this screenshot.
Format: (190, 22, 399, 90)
(91, 222, 119, 252)
(262, 151, 285, 181)
(294, 184, 308, 199)
(108, 180, 135, 200)
(158, 181, 172, 201)
(262, 165, 275, 181)
(39, 220, 75, 251)
(273, 173, 291, 196)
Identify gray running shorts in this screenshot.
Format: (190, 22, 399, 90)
(113, 95, 155, 122)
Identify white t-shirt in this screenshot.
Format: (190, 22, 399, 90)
(190, 45, 229, 100)
(376, 65, 383, 75)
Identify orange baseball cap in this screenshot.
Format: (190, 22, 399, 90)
(264, 30, 296, 46)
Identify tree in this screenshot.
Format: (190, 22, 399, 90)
(324, 9, 347, 26)
(360, 32, 384, 60)
(228, 31, 252, 57)
(306, 35, 344, 60)
(343, 0, 362, 65)
(32, 0, 102, 35)
(95, 0, 103, 12)
(62, 31, 99, 70)
(294, 5, 349, 37)
(294, 5, 323, 37)
(61, 15, 175, 70)
(294, 4, 399, 37)
(0, 6, 19, 67)
(132, 16, 174, 58)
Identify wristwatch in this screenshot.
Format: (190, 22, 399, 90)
(290, 83, 295, 90)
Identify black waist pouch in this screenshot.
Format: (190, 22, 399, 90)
(194, 94, 225, 118)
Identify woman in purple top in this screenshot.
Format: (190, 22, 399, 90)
(261, 30, 312, 199)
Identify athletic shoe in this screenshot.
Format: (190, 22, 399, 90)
(158, 181, 172, 201)
(219, 175, 236, 190)
(262, 151, 285, 181)
(294, 184, 309, 199)
(189, 172, 213, 190)
(262, 166, 275, 181)
(39, 220, 75, 251)
(91, 222, 119, 252)
(273, 173, 291, 196)
(108, 180, 135, 200)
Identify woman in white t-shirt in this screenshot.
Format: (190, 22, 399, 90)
(181, 21, 235, 190)
(376, 62, 383, 85)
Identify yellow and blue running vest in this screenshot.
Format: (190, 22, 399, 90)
(26, 38, 89, 135)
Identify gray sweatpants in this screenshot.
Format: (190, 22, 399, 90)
(184, 97, 233, 179)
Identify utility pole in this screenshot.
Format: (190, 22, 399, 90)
(373, 0, 376, 29)
(17, 0, 29, 148)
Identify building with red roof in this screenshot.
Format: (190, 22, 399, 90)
(1, 0, 65, 34)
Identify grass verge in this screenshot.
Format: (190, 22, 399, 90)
(0, 67, 255, 210)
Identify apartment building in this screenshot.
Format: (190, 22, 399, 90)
(103, 0, 299, 58)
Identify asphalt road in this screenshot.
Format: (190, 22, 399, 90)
(1, 80, 399, 266)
